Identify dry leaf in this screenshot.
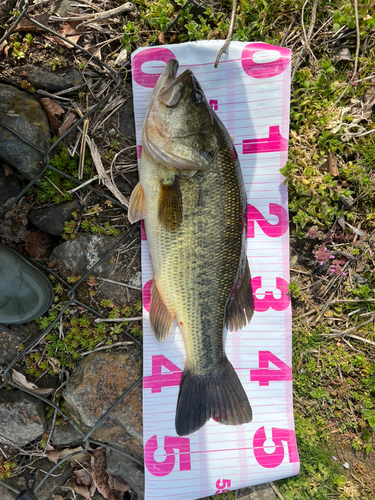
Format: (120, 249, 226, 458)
(46, 9, 83, 48)
(52, 496, 64, 500)
(12, 369, 54, 395)
(1, 163, 13, 176)
(25, 230, 51, 259)
(91, 448, 123, 500)
(48, 357, 61, 373)
(58, 112, 77, 137)
(361, 84, 375, 120)
(48, 446, 90, 465)
(74, 468, 92, 486)
(115, 47, 128, 67)
(328, 151, 339, 177)
(67, 478, 91, 500)
(40, 98, 65, 129)
(14, 14, 50, 32)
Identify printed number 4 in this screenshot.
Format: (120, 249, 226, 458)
(215, 479, 231, 494)
(250, 351, 292, 386)
(144, 435, 191, 477)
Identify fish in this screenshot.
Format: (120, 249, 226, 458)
(128, 59, 254, 436)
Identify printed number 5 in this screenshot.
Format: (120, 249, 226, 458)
(253, 427, 299, 468)
(215, 479, 231, 494)
(144, 435, 191, 477)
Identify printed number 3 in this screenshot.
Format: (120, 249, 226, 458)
(144, 435, 191, 477)
(215, 479, 231, 494)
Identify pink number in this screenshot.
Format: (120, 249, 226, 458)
(251, 277, 290, 312)
(143, 279, 152, 312)
(143, 355, 182, 393)
(243, 126, 288, 154)
(250, 351, 292, 386)
(253, 427, 299, 468)
(132, 47, 175, 88)
(209, 99, 218, 110)
(144, 435, 191, 477)
(141, 219, 147, 241)
(241, 43, 290, 79)
(247, 203, 288, 238)
(215, 479, 231, 494)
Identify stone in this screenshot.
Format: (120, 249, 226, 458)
(0, 390, 46, 447)
(51, 421, 84, 447)
(0, 458, 72, 500)
(0, 244, 54, 324)
(236, 483, 277, 500)
(0, 165, 21, 207)
(0, 83, 51, 181)
(28, 68, 85, 94)
(51, 0, 75, 17)
(49, 233, 120, 277)
(29, 198, 82, 236)
(106, 449, 144, 500)
(0, 323, 39, 368)
(64, 350, 143, 461)
(0, 0, 17, 27)
(118, 98, 136, 142)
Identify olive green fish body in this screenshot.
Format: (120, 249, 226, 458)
(129, 59, 254, 435)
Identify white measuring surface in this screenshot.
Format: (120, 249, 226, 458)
(131, 41, 299, 500)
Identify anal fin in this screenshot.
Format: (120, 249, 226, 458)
(128, 182, 147, 223)
(226, 259, 254, 331)
(158, 177, 182, 231)
(149, 280, 174, 342)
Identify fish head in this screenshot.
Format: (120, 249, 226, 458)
(143, 59, 219, 171)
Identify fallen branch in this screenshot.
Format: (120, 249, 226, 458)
(50, 2, 136, 25)
(95, 317, 142, 323)
(214, 0, 237, 68)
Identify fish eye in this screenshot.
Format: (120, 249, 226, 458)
(192, 91, 203, 104)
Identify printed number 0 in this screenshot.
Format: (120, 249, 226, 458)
(215, 479, 231, 494)
(253, 427, 299, 468)
(144, 435, 191, 477)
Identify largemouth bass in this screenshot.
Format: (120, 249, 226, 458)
(129, 59, 254, 436)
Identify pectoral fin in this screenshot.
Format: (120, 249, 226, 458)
(128, 182, 147, 223)
(226, 259, 254, 331)
(158, 177, 182, 231)
(149, 280, 174, 342)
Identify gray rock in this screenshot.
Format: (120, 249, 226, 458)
(64, 350, 143, 461)
(236, 483, 277, 500)
(51, 0, 75, 17)
(0, 390, 46, 447)
(0, 165, 20, 207)
(0, 457, 72, 500)
(118, 98, 136, 142)
(106, 449, 144, 499)
(0, 0, 17, 27)
(0, 323, 38, 368)
(28, 68, 84, 94)
(0, 84, 51, 182)
(49, 233, 120, 277)
(29, 198, 82, 236)
(51, 421, 84, 447)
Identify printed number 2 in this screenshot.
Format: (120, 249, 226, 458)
(215, 479, 231, 494)
(247, 203, 288, 239)
(250, 351, 292, 386)
(144, 435, 191, 477)
(254, 427, 299, 468)
(143, 355, 182, 393)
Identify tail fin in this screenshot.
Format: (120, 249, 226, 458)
(175, 357, 252, 436)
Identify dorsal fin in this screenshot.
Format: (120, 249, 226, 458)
(158, 177, 182, 231)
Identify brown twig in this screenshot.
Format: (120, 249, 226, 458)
(94, 317, 142, 323)
(214, 0, 237, 68)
